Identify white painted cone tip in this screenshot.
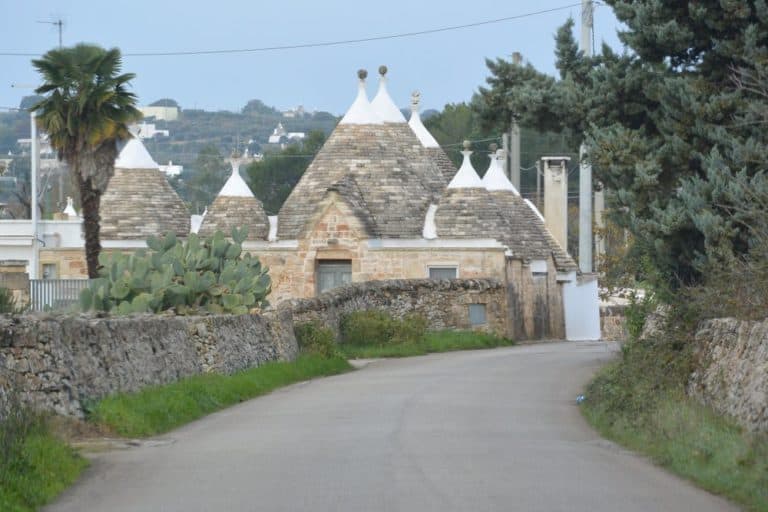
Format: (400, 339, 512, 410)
(371, 68, 406, 123)
(447, 150, 483, 189)
(340, 71, 384, 125)
(219, 169, 254, 198)
(408, 91, 440, 148)
(115, 137, 159, 169)
(482, 150, 519, 194)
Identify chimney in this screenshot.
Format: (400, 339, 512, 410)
(542, 156, 571, 251)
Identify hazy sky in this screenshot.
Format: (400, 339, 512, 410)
(1, 1, 624, 114)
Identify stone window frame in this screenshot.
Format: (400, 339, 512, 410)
(426, 264, 459, 280)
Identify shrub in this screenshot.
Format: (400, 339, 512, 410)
(339, 310, 427, 347)
(0, 287, 20, 314)
(392, 313, 428, 344)
(625, 292, 656, 341)
(339, 310, 394, 346)
(294, 321, 338, 358)
(80, 228, 271, 315)
(0, 388, 87, 510)
(0, 388, 44, 462)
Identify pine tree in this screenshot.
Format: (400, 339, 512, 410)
(476, 2, 768, 286)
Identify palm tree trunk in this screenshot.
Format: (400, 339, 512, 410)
(77, 174, 102, 279)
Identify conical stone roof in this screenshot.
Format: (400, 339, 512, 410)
(408, 91, 457, 181)
(435, 147, 510, 240)
(277, 74, 448, 239)
(480, 152, 578, 271)
(101, 137, 190, 240)
(199, 158, 269, 240)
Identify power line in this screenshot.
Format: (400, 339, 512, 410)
(0, 4, 585, 58)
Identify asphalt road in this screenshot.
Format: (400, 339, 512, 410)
(47, 342, 737, 512)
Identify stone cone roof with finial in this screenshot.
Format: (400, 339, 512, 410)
(481, 150, 578, 270)
(198, 156, 269, 240)
(408, 90, 457, 182)
(435, 143, 511, 240)
(101, 137, 190, 240)
(277, 69, 448, 239)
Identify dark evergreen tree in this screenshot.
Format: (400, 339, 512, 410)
(476, 2, 768, 287)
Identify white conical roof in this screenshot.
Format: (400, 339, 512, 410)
(218, 159, 254, 197)
(408, 91, 440, 148)
(371, 66, 406, 123)
(63, 196, 78, 217)
(482, 149, 519, 194)
(339, 70, 384, 125)
(115, 137, 159, 169)
(447, 146, 483, 189)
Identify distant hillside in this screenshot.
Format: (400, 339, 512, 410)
(141, 99, 339, 167)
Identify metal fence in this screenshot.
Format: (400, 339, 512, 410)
(29, 279, 91, 312)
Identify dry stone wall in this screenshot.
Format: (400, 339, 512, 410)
(283, 278, 507, 336)
(0, 310, 297, 417)
(688, 317, 768, 432)
(0, 278, 507, 418)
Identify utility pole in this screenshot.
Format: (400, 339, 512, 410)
(30, 112, 39, 279)
(501, 133, 509, 178)
(509, 52, 523, 191)
(37, 19, 63, 48)
(37, 19, 66, 209)
(578, 0, 594, 273)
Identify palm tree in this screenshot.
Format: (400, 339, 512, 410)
(31, 44, 141, 278)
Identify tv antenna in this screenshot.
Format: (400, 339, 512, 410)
(37, 18, 64, 48)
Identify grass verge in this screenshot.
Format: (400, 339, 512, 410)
(340, 329, 515, 358)
(582, 339, 768, 511)
(0, 408, 87, 512)
(90, 354, 352, 438)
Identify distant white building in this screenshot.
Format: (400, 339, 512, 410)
(268, 123, 305, 145)
(159, 161, 183, 177)
(134, 122, 169, 139)
(282, 105, 306, 118)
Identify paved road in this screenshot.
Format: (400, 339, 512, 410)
(48, 342, 737, 512)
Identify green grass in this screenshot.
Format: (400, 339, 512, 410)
(583, 343, 768, 511)
(90, 354, 352, 438)
(0, 416, 87, 512)
(340, 329, 515, 358)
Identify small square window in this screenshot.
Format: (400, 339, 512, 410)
(42, 263, 58, 280)
(469, 304, 487, 326)
(428, 266, 457, 280)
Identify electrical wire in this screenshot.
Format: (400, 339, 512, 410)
(0, 3, 585, 58)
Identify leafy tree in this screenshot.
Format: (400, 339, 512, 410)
(475, 4, 768, 287)
(245, 130, 326, 214)
(31, 44, 141, 277)
(149, 98, 179, 108)
(171, 144, 228, 214)
(242, 99, 279, 116)
(424, 102, 495, 170)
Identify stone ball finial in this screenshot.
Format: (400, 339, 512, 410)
(358, 69, 368, 80)
(489, 142, 498, 152)
(463, 140, 472, 150)
(379, 65, 388, 76)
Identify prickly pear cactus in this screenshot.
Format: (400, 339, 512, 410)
(80, 227, 271, 315)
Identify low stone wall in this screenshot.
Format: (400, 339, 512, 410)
(688, 318, 768, 432)
(0, 310, 297, 417)
(282, 278, 507, 336)
(0, 278, 507, 418)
